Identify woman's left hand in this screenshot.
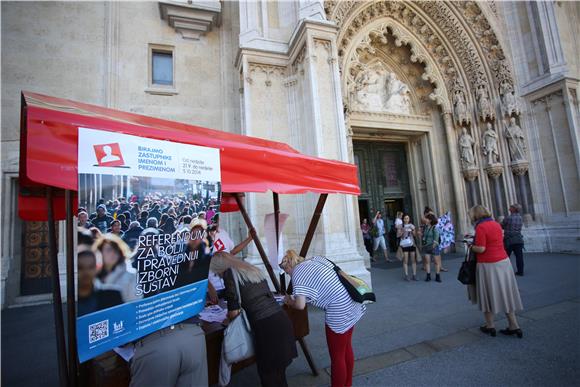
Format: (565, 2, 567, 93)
(227, 309, 240, 320)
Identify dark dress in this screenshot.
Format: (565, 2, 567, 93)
(223, 269, 297, 387)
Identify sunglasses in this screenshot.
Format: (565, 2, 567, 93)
(279, 262, 287, 271)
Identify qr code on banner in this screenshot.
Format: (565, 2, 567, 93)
(88, 320, 109, 344)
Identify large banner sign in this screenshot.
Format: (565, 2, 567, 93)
(76, 128, 221, 362)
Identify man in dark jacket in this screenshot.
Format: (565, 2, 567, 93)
(123, 221, 144, 250)
(502, 203, 525, 276)
(91, 204, 113, 233)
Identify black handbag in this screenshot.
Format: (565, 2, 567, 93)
(324, 258, 376, 304)
(457, 248, 477, 285)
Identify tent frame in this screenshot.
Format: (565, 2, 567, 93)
(45, 189, 328, 386)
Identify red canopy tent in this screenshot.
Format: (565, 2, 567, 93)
(19, 91, 359, 220)
(18, 91, 360, 386)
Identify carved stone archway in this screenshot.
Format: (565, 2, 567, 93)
(326, 0, 524, 234)
(326, 0, 518, 122)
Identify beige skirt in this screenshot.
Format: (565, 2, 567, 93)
(467, 258, 523, 314)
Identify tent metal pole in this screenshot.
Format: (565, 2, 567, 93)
(234, 193, 281, 293)
(47, 187, 70, 387)
(273, 193, 285, 294)
(65, 190, 78, 386)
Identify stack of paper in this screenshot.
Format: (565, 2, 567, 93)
(199, 304, 227, 323)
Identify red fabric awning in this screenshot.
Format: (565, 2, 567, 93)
(18, 92, 360, 220)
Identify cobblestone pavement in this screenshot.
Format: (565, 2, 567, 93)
(2, 252, 579, 386)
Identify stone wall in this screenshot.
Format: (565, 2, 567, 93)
(0, 1, 242, 307)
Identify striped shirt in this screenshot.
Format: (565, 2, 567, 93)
(292, 256, 366, 334)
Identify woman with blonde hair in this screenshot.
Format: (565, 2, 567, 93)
(468, 205, 524, 338)
(281, 250, 366, 387)
(95, 234, 139, 302)
(210, 252, 296, 386)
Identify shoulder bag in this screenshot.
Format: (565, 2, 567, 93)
(222, 270, 255, 364)
(457, 247, 477, 285)
(324, 258, 376, 304)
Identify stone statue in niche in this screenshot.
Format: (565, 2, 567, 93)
(476, 84, 493, 120)
(458, 127, 476, 169)
(453, 89, 469, 125)
(504, 117, 527, 162)
(481, 122, 500, 165)
(351, 64, 411, 114)
(500, 80, 520, 116)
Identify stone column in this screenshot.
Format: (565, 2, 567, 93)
(442, 112, 468, 235)
(485, 165, 504, 218)
(462, 168, 480, 208)
(511, 162, 533, 223)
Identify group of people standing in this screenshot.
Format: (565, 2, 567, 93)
(361, 207, 455, 282)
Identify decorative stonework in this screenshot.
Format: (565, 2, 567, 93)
(504, 117, 527, 163)
(499, 79, 521, 117)
(462, 168, 479, 181)
(247, 64, 287, 87)
(452, 86, 470, 126)
(476, 84, 495, 121)
(326, 1, 517, 117)
(485, 164, 503, 179)
(481, 122, 500, 166)
(458, 127, 477, 170)
(343, 21, 444, 114)
(158, 1, 221, 40)
(349, 62, 412, 114)
(511, 162, 529, 176)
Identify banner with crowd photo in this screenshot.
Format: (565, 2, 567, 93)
(76, 127, 221, 362)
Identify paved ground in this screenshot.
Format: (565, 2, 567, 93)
(2, 252, 579, 386)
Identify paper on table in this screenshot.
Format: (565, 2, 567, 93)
(113, 345, 135, 362)
(199, 304, 227, 323)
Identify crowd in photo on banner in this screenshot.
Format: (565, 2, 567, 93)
(77, 189, 222, 316)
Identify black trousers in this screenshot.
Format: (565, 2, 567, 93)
(363, 238, 373, 257)
(258, 366, 288, 387)
(506, 243, 524, 274)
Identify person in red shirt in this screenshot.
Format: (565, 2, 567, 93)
(468, 205, 524, 338)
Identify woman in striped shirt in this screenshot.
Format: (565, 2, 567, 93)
(281, 250, 366, 387)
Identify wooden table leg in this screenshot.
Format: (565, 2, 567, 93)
(298, 337, 319, 376)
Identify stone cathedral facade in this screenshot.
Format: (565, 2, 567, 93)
(1, 1, 579, 308)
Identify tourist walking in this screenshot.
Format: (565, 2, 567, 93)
(360, 218, 373, 260)
(400, 214, 418, 281)
(467, 205, 524, 338)
(422, 213, 441, 282)
(502, 203, 525, 276)
(372, 211, 393, 262)
(282, 250, 366, 387)
(212, 252, 297, 387)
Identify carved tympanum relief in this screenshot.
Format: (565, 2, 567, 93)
(345, 29, 436, 115)
(350, 62, 412, 114)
